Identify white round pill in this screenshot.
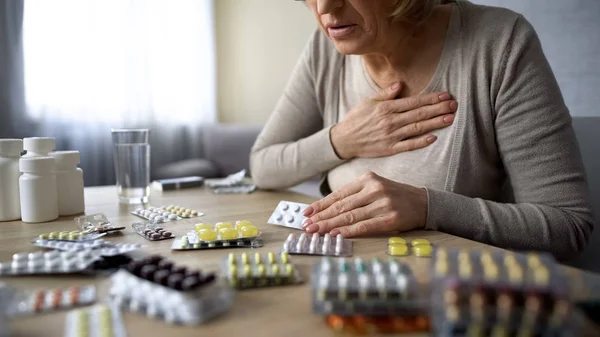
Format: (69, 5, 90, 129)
(44, 251, 60, 260)
(78, 251, 93, 260)
(281, 203, 289, 211)
(286, 215, 294, 224)
(155, 216, 164, 223)
(61, 251, 77, 259)
(28, 259, 44, 270)
(28, 252, 44, 260)
(275, 213, 283, 221)
(45, 258, 61, 270)
(11, 260, 25, 270)
(0, 262, 11, 272)
(150, 212, 159, 218)
(293, 205, 301, 213)
(168, 214, 178, 220)
(62, 258, 77, 269)
(13, 253, 28, 261)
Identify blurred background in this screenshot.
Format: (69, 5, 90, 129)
(0, 1, 599, 268)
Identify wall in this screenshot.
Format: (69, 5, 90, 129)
(471, 0, 600, 117)
(215, 0, 316, 125)
(215, 0, 600, 123)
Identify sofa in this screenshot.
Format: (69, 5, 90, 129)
(157, 118, 600, 271)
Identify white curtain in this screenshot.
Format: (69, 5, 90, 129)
(21, 0, 216, 186)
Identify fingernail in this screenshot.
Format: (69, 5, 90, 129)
(302, 218, 313, 228)
(438, 93, 451, 101)
(426, 135, 437, 143)
(306, 224, 319, 233)
(443, 115, 455, 123)
(449, 101, 458, 110)
(330, 229, 341, 236)
(392, 82, 400, 90)
(303, 206, 314, 217)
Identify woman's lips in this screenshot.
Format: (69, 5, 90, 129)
(327, 25, 357, 38)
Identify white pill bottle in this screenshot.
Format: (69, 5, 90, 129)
(49, 151, 85, 216)
(19, 157, 59, 223)
(22, 137, 55, 157)
(0, 139, 23, 221)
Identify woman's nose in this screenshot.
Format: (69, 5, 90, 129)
(317, 0, 344, 15)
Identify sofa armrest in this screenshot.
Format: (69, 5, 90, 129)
(154, 158, 220, 180)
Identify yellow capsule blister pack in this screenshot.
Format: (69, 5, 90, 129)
(386, 237, 433, 257)
(65, 304, 126, 337)
(223, 252, 302, 289)
(171, 221, 264, 251)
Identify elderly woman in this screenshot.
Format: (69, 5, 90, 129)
(250, 0, 594, 260)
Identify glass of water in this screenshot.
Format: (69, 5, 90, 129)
(111, 129, 150, 204)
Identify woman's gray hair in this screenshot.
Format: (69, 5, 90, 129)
(391, 0, 445, 24)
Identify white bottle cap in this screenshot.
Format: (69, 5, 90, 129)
(20, 156, 56, 173)
(0, 139, 23, 156)
(23, 137, 56, 154)
(49, 151, 80, 168)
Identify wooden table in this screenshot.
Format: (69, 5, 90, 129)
(1, 186, 599, 336)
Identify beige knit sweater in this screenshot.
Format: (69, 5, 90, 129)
(250, 0, 594, 260)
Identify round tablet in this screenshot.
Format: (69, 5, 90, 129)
(150, 233, 161, 240)
(39, 234, 49, 240)
(45, 259, 61, 270)
(219, 228, 239, 240)
(162, 231, 172, 238)
(195, 223, 213, 232)
(28, 252, 44, 260)
(235, 220, 253, 231)
(127, 261, 145, 275)
(44, 251, 60, 260)
(168, 214, 178, 220)
(28, 259, 44, 270)
(240, 225, 259, 237)
(69, 233, 81, 240)
(69, 231, 80, 236)
(13, 253, 28, 261)
(411, 238, 430, 246)
(388, 237, 406, 245)
(155, 216, 165, 223)
(191, 210, 199, 216)
(182, 276, 200, 291)
(388, 244, 409, 256)
(153, 269, 171, 285)
(215, 222, 233, 232)
(49, 232, 59, 239)
(198, 229, 218, 241)
(413, 244, 433, 257)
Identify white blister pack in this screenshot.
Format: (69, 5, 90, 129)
(282, 233, 353, 257)
(267, 200, 309, 230)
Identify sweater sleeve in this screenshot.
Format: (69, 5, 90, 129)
(425, 16, 595, 260)
(250, 31, 346, 190)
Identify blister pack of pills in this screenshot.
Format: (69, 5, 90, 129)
(267, 200, 309, 230)
(7, 285, 96, 317)
(282, 233, 353, 257)
(131, 205, 204, 223)
(65, 304, 126, 337)
(222, 252, 302, 289)
(32, 239, 142, 257)
(324, 315, 431, 335)
(132, 223, 174, 241)
(312, 257, 426, 316)
(431, 248, 575, 337)
(110, 255, 234, 325)
(0, 251, 101, 276)
(75, 213, 125, 234)
(172, 221, 264, 251)
(386, 237, 433, 257)
(35, 231, 106, 242)
(213, 184, 257, 194)
(204, 169, 246, 188)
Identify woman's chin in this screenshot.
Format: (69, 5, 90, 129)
(331, 41, 369, 55)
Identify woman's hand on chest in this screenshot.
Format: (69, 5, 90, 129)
(330, 82, 457, 159)
(301, 171, 428, 237)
